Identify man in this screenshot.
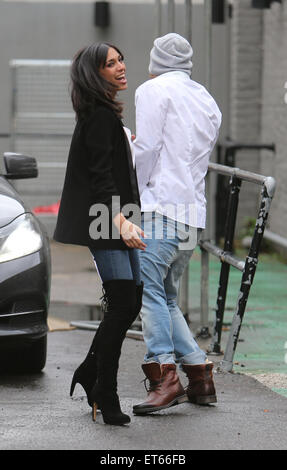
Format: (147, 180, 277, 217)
(133, 33, 222, 415)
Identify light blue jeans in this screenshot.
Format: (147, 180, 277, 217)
(139, 212, 206, 366)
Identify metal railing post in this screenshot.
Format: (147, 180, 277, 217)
(155, 0, 162, 37)
(199, 247, 209, 337)
(204, 0, 212, 90)
(168, 0, 175, 32)
(209, 175, 242, 354)
(185, 0, 192, 44)
(220, 177, 276, 371)
(178, 265, 189, 324)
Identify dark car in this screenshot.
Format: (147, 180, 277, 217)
(0, 153, 51, 373)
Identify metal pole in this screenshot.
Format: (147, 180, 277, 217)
(225, 0, 231, 139)
(70, 321, 144, 341)
(199, 248, 210, 337)
(155, 0, 162, 37)
(179, 265, 189, 320)
(204, 0, 215, 242)
(185, 0, 192, 44)
(199, 168, 211, 336)
(10, 65, 16, 153)
(220, 179, 276, 372)
(204, 0, 212, 90)
(209, 175, 242, 354)
(199, 240, 245, 271)
(264, 229, 287, 249)
(168, 0, 175, 32)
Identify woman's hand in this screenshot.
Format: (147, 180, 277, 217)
(113, 213, 147, 250)
(121, 220, 147, 250)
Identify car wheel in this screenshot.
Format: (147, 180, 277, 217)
(0, 335, 47, 373)
(24, 335, 47, 372)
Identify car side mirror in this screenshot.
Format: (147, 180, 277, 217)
(3, 152, 38, 179)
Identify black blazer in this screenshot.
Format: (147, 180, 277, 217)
(53, 105, 141, 250)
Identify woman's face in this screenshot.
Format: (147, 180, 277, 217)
(100, 47, 127, 91)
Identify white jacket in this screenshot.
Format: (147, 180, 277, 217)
(133, 71, 222, 228)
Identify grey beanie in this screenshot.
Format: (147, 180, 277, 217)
(149, 33, 193, 76)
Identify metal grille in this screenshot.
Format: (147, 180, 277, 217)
(10, 60, 74, 231)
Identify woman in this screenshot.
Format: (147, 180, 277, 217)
(53, 43, 146, 425)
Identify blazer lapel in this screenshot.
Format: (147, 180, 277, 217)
(122, 129, 141, 208)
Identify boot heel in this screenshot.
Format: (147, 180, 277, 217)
(177, 394, 189, 404)
(70, 377, 76, 397)
(194, 395, 217, 405)
(93, 403, 98, 421)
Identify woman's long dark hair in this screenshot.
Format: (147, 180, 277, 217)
(70, 42, 124, 120)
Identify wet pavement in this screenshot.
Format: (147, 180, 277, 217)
(1, 328, 287, 450)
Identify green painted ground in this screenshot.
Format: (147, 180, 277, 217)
(188, 247, 287, 396)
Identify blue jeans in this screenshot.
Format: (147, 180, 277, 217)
(90, 248, 141, 285)
(139, 212, 206, 365)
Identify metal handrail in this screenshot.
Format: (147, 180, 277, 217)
(209, 162, 276, 191)
(215, 141, 276, 242)
(264, 229, 287, 249)
(200, 162, 276, 372)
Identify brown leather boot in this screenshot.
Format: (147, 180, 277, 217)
(133, 363, 188, 415)
(182, 362, 217, 405)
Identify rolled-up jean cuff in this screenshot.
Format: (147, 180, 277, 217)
(177, 351, 207, 368)
(145, 353, 176, 365)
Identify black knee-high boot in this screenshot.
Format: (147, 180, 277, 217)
(89, 279, 137, 425)
(70, 326, 101, 407)
(69, 285, 109, 406)
(70, 280, 143, 410)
